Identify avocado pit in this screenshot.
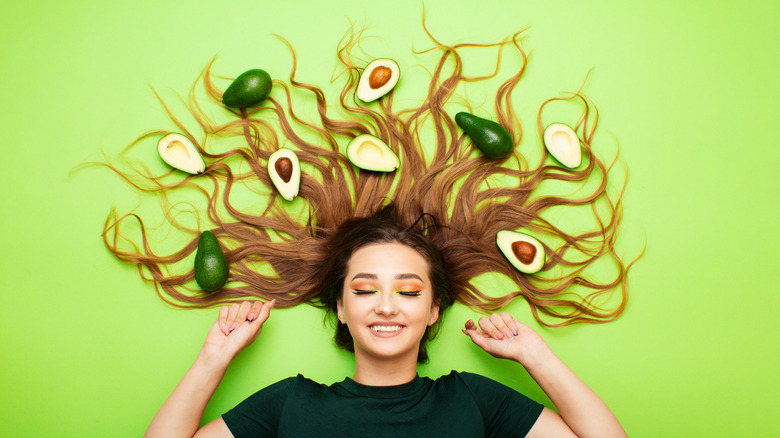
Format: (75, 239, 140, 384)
(511, 241, 536, 265)
(275, 157, 293, 183)
(369, 67, 392, 89)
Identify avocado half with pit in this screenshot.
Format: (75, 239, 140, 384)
(346, 134, 400, 172)
(157, 133, 205, 174)
(496, 230, 545, 274)
(268, 148, 300, 201)
(543, 123, 581, 168)
(356, 59, 400, 103)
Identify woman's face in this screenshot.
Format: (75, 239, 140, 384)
(337, 241, 440, 362)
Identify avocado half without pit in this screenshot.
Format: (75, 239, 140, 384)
(157, 133, 205, 174)
(346, 134, 400, 172)
(356, 59, 400, 103)
(543, 123, 582, 168)
(268, 148, 301, 201)
(496, 230, 546, 274)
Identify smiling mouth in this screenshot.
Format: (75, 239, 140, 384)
(369, 325, 404, 332)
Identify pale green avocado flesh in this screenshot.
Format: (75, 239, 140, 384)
(496, 230, 545, 274)
(346, 134, 400, 172)
(268, 148, 301, 201)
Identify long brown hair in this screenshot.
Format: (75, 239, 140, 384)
(99, 20, 636, 328)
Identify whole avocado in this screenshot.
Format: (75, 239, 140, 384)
(455, 112, 513, 159)
(222, 69, 272, 109)
(194, 230, 229, 292)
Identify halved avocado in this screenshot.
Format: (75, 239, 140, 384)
(157, 133, 205, 174)
(268, 148, 300, 201)
(356, 59, 400, 103)
(496, 230, 545, 274)
(543, 123, 581, 168)
(346, 134, 400, 172)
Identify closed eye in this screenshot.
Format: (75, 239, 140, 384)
(353, 289, 377, 295)
(397, 291, 422, 296)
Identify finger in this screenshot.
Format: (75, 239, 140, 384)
(478, 316, 504, 340)
(500, 312, 519, 337)
(219, 305, 229, 335)
(490, 313, 514, 340)
(236, 301, 252, 324)
(462, 326, 491, 350)
(226, 303, 240, 334)
(253, 299, 275, 326)
(247, 301, 264, 322)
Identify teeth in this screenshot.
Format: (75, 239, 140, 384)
(370, 325, 402, 332)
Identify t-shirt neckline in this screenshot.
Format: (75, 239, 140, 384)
(337, 374, 426, 398)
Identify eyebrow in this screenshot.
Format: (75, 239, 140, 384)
(350, 273, 424, 282)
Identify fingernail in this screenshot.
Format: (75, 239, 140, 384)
(229, 323, 238, 333)
(247, 313, 256, 322)
(494, 331, 504, 340)
(505, 331, 514, 339)
(512, 329, 518, 336)
(221, 323, 226, 334)
(461, 329, 467, 334)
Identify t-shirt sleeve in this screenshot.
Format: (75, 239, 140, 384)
(221, 376, 298, 438)
(458, 372, 544, 437)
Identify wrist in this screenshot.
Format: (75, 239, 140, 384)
(516, 340, 556, 369)
(196, 346, 234, 372)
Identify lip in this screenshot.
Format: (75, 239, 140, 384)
(367, 322, 406, 337)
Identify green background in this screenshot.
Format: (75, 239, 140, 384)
(1, 0, 778, 436)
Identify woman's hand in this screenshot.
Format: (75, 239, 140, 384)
(200, 300, 275, 364)
(462, 312, 552, 367)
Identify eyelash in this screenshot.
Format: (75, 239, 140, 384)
(352, 289, 422, 297)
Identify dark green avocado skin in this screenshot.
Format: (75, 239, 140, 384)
(223, 69, 272, 109)
(455, 112, 513, 159)
(194, 230, 229, 292)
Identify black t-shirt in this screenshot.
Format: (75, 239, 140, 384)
(222, 370, 544, 437)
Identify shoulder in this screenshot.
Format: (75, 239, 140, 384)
(222, 375, 325, 437)
(426, 370, 521, 403)
(434, 371, 544, 436)
(432, 370, 509, 392)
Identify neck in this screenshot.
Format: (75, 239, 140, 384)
(351, 350, 419, 386)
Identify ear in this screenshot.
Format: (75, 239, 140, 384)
(337, 299, 345, 324)
(427, 301, 440, 326)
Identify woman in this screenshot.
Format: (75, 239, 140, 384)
(144, 205, 627, 437)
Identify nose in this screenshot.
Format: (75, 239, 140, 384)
(374, 291, 399, 316)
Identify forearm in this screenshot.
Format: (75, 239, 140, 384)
(521, 346, 626, 438)
(144, 350, 231, 438)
